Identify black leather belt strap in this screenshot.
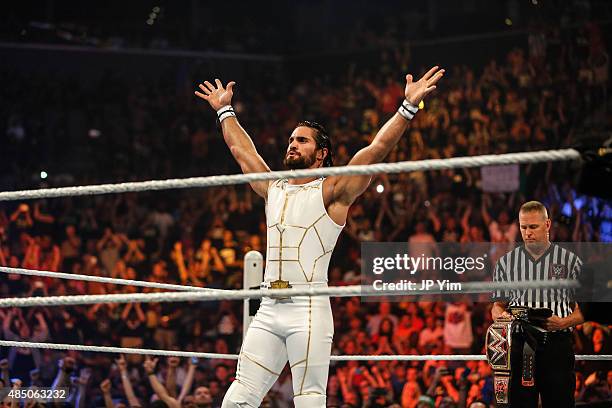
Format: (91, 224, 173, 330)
(486, 307, 552, 406)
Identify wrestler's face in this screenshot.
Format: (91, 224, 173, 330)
(519, 210, 551, 250)
(284, 127, 325, 169)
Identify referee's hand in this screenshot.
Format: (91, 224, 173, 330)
(544, 315, 567, 331)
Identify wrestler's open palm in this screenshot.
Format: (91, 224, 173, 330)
(404, 66, 445, 106)
(195, 79, 236, 111)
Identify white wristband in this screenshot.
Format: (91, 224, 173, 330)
(217, 105, 236, 123)
(398, 99, 419, 121)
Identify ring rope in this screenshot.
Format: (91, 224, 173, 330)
(0, 149, 580, 201)
(0, 266, 225, 293)
(0, 340, 609, 361)
(0, 280, 579, 308)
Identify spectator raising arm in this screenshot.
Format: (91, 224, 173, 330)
(177, 357, 198, 404)
(336, 368, 358, 406)
(99, 379, 114, 408)
(2, 309, 18, 341)
(172, 242, 190, 284)
(33, 202, 54, 224)
(480, 195, 492, 226)
(32, 312, 49, 342)
(9, 204, 33, 227)
(143, 356, 180, 408)
(460, 204, 472, 241)
(440, 372, 459, 402)
(71, 368, 91, 408)
(166, 357, 180, 398)
(51, 357, 76, 390)
(116, 355, 141, 408)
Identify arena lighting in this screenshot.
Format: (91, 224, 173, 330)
(505, 18, 513, 26)
(147, 7, 159, 25)
(376, 184, 384, 193)
(40, 171, 48, 179)
(88, 128, 101, 138)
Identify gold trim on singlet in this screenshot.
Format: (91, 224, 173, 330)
(242, 353, 281, 376)
(310, 250, 332, 282)
(267, 181, 336, 284)
(278, 193, 290, 281)
(313, 225, 325, 252)
(298, 297, 313, 394)
(293, 392, 324, 397)
(290, 358, 307, 368)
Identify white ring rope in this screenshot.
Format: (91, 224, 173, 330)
(0, 340, 609, 362)
(0, 266, 225, 293)
(0, 340, 238, 360)
(0, 280, 579, 308)
(0, 149, 580, 201)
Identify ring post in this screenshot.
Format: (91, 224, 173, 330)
(243, 251, 263, 339)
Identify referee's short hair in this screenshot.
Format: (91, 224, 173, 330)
(519, 200, 549, 219)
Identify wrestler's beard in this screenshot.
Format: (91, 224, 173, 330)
(283, 151, 316, 169)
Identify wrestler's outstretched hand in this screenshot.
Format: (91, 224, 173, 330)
(195, 79, 236, 111)
(404, 66, 445, 106)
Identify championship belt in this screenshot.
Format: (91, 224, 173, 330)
(486, 307, 551, 406)
(486, 317, 514, 407)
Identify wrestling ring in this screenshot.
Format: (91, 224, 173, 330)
(1, 148, 610, 364)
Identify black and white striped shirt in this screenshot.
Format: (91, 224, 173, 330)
(492, 243, 582, 319)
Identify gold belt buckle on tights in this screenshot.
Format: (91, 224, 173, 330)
(269, 279, 292, 300)
(270, 279, 292, 289)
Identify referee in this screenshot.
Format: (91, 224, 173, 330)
(491, 201, 584, 408)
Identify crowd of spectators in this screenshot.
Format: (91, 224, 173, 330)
(1, 13, 612, 408)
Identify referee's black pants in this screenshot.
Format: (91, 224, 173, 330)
(508, 331, 575, 408)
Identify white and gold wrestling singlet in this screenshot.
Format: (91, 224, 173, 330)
(222, 178, 343, 408)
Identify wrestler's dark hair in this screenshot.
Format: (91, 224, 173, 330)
(296, 120, 333, 167)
